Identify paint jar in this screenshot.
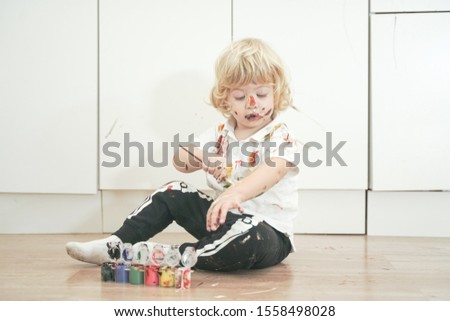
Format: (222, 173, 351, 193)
(144, 265, 159, 286)
(151, 244, 166, 266)
(164, 245, 181, 267)
(181, 246, 197, 268)
(101, 262, 115, 282)
(135, 243, 150, 265)
(122, 243, 134, 262)
(129, 265, 145, 285)
(175, 267, 192, 289)
(159, 266, 175, 287)
(114, 263, 129, 283)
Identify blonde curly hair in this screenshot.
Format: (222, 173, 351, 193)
(210, 38, 292, 117)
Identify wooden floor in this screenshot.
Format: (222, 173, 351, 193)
(1, 233, 449, 301)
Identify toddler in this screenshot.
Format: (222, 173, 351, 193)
(66, 38, 300, 271)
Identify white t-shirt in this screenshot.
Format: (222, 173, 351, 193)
(196, 116, 300, 250)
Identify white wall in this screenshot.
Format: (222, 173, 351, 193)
(0, 0, 449, 237)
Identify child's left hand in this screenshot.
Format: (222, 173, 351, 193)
(206, 157, 292, 232)
(206, 189, 244, 231)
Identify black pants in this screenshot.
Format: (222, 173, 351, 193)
(114, 181, 291, 272)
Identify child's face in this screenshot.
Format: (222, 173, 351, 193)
(227, 82, 275, 132)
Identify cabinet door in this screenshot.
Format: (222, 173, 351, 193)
(233, 0, 368, 190)
(371, 13, 450, 190)
(99, 0, 230, 190)
(0, 0, 97, 193)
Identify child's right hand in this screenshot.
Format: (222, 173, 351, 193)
(202, 156, 228, 183)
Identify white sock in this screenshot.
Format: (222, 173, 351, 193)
(66, 235, 121, 265)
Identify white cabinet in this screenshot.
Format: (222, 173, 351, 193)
(99, 0, 230, 190)
(233, 0, 368, 190)
(370, 13, 450, 190)
(0, 0, 98, 194)
(369, 5, 450, 236)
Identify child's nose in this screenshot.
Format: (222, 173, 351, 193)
(247, 95, 256, 108)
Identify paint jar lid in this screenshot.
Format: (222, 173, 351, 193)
(181, 246, 197, 268)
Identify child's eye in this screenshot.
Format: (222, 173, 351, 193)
(234, 96, 245, 101)
(257, 94, 267, 98)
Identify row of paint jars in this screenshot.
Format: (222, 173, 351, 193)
(101, 262, 192, 289)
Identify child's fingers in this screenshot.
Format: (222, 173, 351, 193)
(202, 165, 227, 183)
(207, 194, 241, 231)
(217, 167, 228, 182)
(206, 205, 219, 231)
(207, 204, 226, 231)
